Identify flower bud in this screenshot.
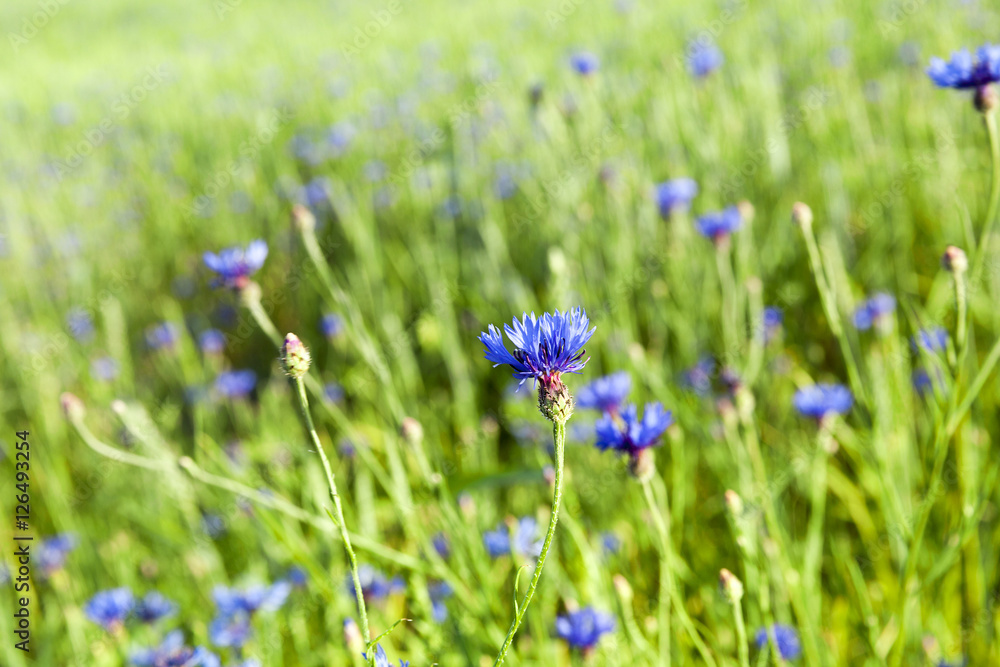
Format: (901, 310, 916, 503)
(627, 448, 656, 482)
(975, 84, 999, 114)
(400, 417, 424, 445)
(613, 574, 634, 602)
(537, 376, 574, 423)
(719, 568, 744, 603)
(791, 202, 813, 231)
(737, 200, 755, 224)
(724, 489, 744, 517)
(291, 204, 316, 232)
(280, 333, 312, 379)
(343, 618, 363, 655)
(239, 280, 262, 306)
(60, 392, 85, 421)
(942, 245, 968, 274)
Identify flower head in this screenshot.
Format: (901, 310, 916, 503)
(365, 644, 409, 667)
(555, 607, 616, 651)
(214, 370, 257, 399)
(655, 178, 699, 218)
(576, 371, 631, 414)
(91, 356, 119, 381)
(134, 591, 177, 623)
(913, 327, 949, 354)
(203, 240, 268, 290)
(480, 308, 593, 386)
(483, 517, 543, 559)
(349, 565, 404, 601)
(36, 533, 77, 577)
(280, 333, 311, 379)
(67, 308, 95, 342)
(754, 624, 802, 661)
(570, 51, 600, 75)
(212, 582, 291, 617)
(696, 206, 742, 242)
(428, 581, 453, 623)
(682, 357, 716, 395)
(209, 612, 252, 648)
(146, 322, 180, 350)
(199, 329, 226, 355)
(927, 45, 1000, 89)
(793, 384, 853, 419)
(762, 307, 783, 341)
(687, 40, 724, 78)
(852, 293, 896, 331)
(130, 630, 221, 667)
(84, 587, 134, 631)
(595, 402, 673, 457)
(320, 313, 345, 339)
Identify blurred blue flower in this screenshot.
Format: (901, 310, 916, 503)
(428, 581, 453, 622)
(323, 382, 345, 404)
(134, 591, 177, 623)
(321, 313, 345, 339)
(91, 356, 119, 381)
(212, 581, 292, 617)
(364, 160, 388, 183)
(432, 532, 451, 560)
(365, 644, 409, 667)
(913, 327, 949, 354)
(576, 371, 631, 414)
(793, 384, 853, 419)
(300, 177, 331, 208)
(687, 41, 724, 78)
(696, 206, 742, 241)
(146, 322, 180, 350)
(202, 513, 226, 538)
(36, 533, 77, 576)
(570, 51, 600, 75)
(492, 165, 519, 200)
(763, 307, 783, 341)
(349, 565, 404, 601)
(654, 178, 698, 218)
(131, 630, 221, 667)
(595, 403, 673, 456)
(84, 587, 134, 631)
(852, 292, 896, 331)
(203, 240, 268, 290)
(327, 121, 356, 156)
(214, 370, 257, 399)
(67, 308, 95, 342)
(286, 566, 308, 587)
(199, 329, 226, 354)
(682, 357, 715, 395)
(927, 44, 1000, 89)
(601, 531, 620, 556)
(209, 612, 252, 648)
(555, 607, 616, 651)
(479, 308, 594, 387)
(754, 624, 801, 660)
(483, 517, 542, 558)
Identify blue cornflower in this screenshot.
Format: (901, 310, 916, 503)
(696, 206, 742, 242)
(320, 313, 345, 339)
(483, 525, 510, 558)
(203, 240, 268, 290)
(687, 40, 724, 78)
(601, 531, 620, 556)
(853, 292, 896, 331)
(595, 403, 673, 457)
(570, 51, 600, 75)
(323, 382, 345, 404)
(654, 178, 699, 218)
(91, 356, 119, 381)
(555, 607, 616, 651)
(67, 308, 95, 342)
(913, 327, 949, 354)
(576, 371, 631, 414)
(299, 177, 331, 208)
(493, 164, 519, 200)
(212, 582, 292, 617)
(754, 624, 802, 660)
(793, 384, 853, 419)
(927, 44, 1000, 89)
(199, 329, 226, 354)
(479, 308, 594, 388)
(682, 357, 716, 395)
(327, 121, 355, 155)
(209, 612, 252, 648)
(130, 630, 221, 667)
(762, 307, 783, 342)
(214, 370, 257, 399)
(36, 533, 77, 576)
(146, 322, 180, 350)
(432, 533, 451, 560)
(286, 565, 308, 587)
(364, 644, 409, 667)
(83, 587, 135, 631)
(349, 565, 404, 601)
(483, 517, 543, 559)
(428, 581, 453, 623)
(134, 591, 177, 623)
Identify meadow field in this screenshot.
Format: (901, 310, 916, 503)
(3, 0, 1000, 665)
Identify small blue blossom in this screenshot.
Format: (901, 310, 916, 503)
(555, 607, 616, 651)
(682, 357, 716, 395)
(853, 292, 896, 331)
(91, 356, 119, 381)
(146, 322, 180, 350)
(762, 307, 783, 342)
(601, 531, 620, 556)
(570, 51, 600, 75)
(595, 403, 673, 457)
(364, 644, 409, 667)
(483, 526, 511, 558)
(214, 370, 257, 399)
(483, 517, 543, 559)
(286, 566, 308, 587)
(479, 308, 594, 387)
(654, 178, 699, 218)
(130, 630, 221, 667)
(299, 177, 331, 208)
(349, 565, 404, 601)
(323, 382, 345, 404)
(696, 206, 742, 241)
(212, 582, 292, 617)
(199, 329, 226, 354)
(428, 581, 453, 623)
(203, 240, 268, 290)
(576, 371, 631, 414)
(687, 40, 724, 78)
(320, 313, 345, 339)
(754, 624, 802, 660)
(913, 327, 949, 354)
(134, 591, 177, 623)
(327, 121, 356, 156)
(793, 384, 853, 419)
(209, 612, 252, 648)
(84, 587, 135, 631)
(927, 44, 1000, 89)
(36, 533, 77, 576)
(67, 308, 95, 342)
(432, 533, 451, 560)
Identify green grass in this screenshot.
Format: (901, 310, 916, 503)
(2, 0, 1000, 665)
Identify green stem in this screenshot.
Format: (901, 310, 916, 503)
(974, 111, 1000, 265)
(803, 423, 833, 609)
(492, 419, 566, 667)
(954, 269, 968, 365)
(292, 378, 372, 658)
(733, 597, 751, 667)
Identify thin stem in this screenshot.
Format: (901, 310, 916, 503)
(293, 377, 372, 657)
(954, 270, 968, 364)
(492, 419, 566, 667)
(733, 597, 751, 667)
(803, 423, 833, 609)
(716, 242, 738, 363)
(975, 111, 1000, 264)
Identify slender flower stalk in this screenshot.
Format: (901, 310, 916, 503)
(720, 569, 750, 667)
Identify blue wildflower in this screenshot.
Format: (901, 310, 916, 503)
(91, 356, 119, 381)
(203, 240, 268, 290)
(483, 525, 510, 558)
(67, 308, 95, 342)
(754, 624, 802, 660)
(654, 178, 699, 218)
(696, 206, 742, 242)
(793, 384, 853, 419)
(349, 565, 404, 601)
(83, 587, 134, 631)
(576, 371, 631, 415)
(570, 51, 600, 75)
(209, 612, 252, 648)
(212, 582, 292, 617)
(432, 533, 451, 560)
(214, 370, 257, 399)
(199, 329, 226, 354)
(428, 581, 453, 623)
(555, 607, 616, 651)
(327, 121, 355, 156)
(483, 517, 543, 559)
(927, 44, 1000, 89)
(853, 292, 896, 331)
(682, 357, 716, 395)
(134, 591, 177, 623)
(146, 322, 180, 350)
(913, 327, 949, 354)
(762, 307, 783, 341)
(130, 630, 221, 667)
(687, 40, 724, 78)
(601, 531, 620, 556)
(479, 308, 594, 387)
(285, 565, 308, 587)
(323, 382, 345, 404)
(595, 403, 673, 457)
(36, 533, 77, 576)
(364, 644, 409, 667)
(320, 313, 345, 339)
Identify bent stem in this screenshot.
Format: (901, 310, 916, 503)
(292, 377, 373, 661)
(973, 111, 1000, 268)
(733, 596, 750, 667)
(492, 419, 566, 667)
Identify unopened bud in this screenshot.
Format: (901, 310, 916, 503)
(291, 204, 316, 232)
(627, 448, 656, 482)
(60, 392, 85, 420)
(792, 202, 813, 231)
(400, 417, 424, 444)
(280, 333, 311, 379)
(724, 489, 744, 517)
(975, 84, 999, 114)
(613, 574, 634, 602)
(543, 465, 556, 487)
(719, 568, 744, 603)
(942, 245, 968, 274)
(737, 200, 755, 223)
(538, 376, 574, 423)
(343, 618, 363, 654)
(239, 280, 262, 306)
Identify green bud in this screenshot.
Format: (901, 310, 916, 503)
(280, 333, 312, 379)
(628, 448, 656, 482)
(537, 377, 574, 423)
(942, 245, 968, 274)
(792, 201, 813, 231)
(719, 568, 744, 603)
(60, 392, 85, 421)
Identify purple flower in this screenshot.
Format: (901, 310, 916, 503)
(570, 51, 600, 75)
(696, 206, 742, 241)
(130, 630, 221, 667)
(146, 322, 180, 350)
(84, 588, 134, 631)
(913, 327, 949, 354)
(320, 313, 345, 339)
(323, 382, 345, 404)
(853, 292, 896, 331)
(555, 607, 616, 651)
(654, 178, 699, 218)
(134, 591, 177, 623)
(349, 565, 404, 601)
(428, 581, 453, 623)
(199, 329, 226, 354)
(927, 44, 1000, 89)
(595, 402, 673, 457)
(479, 308, 594, 388)
(576, 371, 631, 414)
(483, 517, 542, 559)
(209, 612, 252, 648)
(91, 356, 119, 381)
(67, 308, 95, 342)
(212, 582, 291, 617)
(203, 240, 268, 290)
(214, 370, 257, 399)
(687, 40, 724, 78)
(763, 307, 783, 341)
(682, 357, 715, 395)
(754, 624, 801, 660)
(793, 384, 853, 419)
(36, 533, 77, 576)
